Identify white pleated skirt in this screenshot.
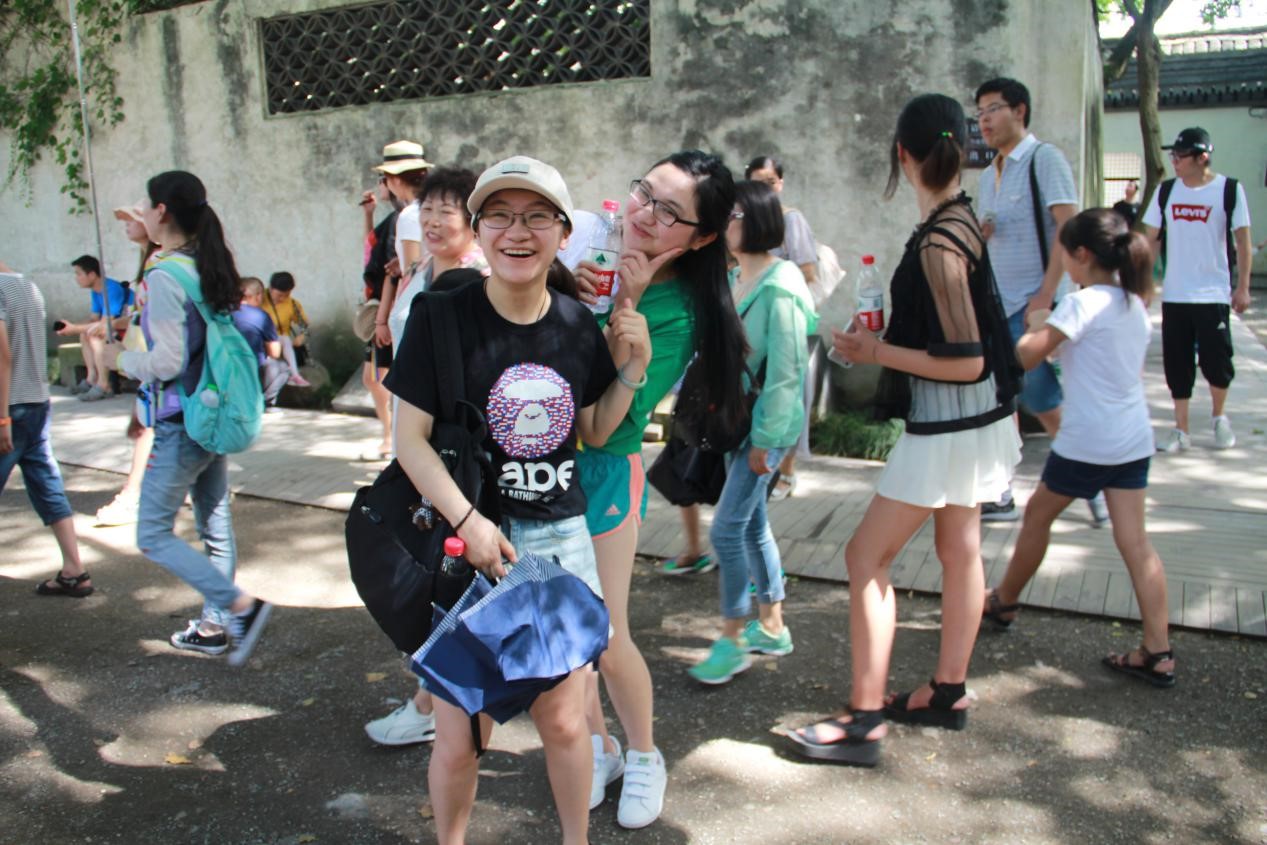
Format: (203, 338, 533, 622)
(876, 415, 1021, 509)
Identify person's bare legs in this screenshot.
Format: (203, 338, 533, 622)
(81, 332, 111, 391)
(529, 669, 592, 845)
(428, 699, 494, 845)
(1173, 397, 1190, 434)
(1210, 386, 1228, 421)
(993, 483, 1075, 610)
(279, 336, 301, 378)
(593, 519, 655, 752)
(1032, 406, 1061, 438)
(585, 669, 613, 753)
(1104, 487, 1172, 661)
(362, 361, 393, 454)
(121, 424, 154, 498)
(39, 516, 89, 590)
(411, 687, 434, 715)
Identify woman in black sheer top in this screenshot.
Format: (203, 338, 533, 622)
(787, 94, 1022, 767)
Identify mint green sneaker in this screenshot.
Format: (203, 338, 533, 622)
(742, 620, 793, 656)
(660, 553, 715, 576)
(687, 637, 751, 685)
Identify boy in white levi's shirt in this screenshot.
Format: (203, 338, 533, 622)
(984, 209, 1176, 689)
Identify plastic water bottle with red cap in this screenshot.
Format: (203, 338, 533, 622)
(440, 536, 472, 577)
(822, 254, 885, 367)
(586, 200, 622, 316)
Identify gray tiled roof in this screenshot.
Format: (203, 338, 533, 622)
(1105, 37, 1267, 110)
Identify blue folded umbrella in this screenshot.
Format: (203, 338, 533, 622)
(411, 552, 610, 723)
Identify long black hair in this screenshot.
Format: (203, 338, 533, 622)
(146, 171, 241, 314)
(1059, 208, 1154, 305)
(651, 150, 749, 430)
(885, 93, 966, 199)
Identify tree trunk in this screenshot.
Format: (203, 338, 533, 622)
(1134, 0, 1169, 225)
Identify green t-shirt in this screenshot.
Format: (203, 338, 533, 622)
(588, 277, 695, 456)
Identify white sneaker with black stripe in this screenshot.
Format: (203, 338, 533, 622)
(227, 599, 273, 667)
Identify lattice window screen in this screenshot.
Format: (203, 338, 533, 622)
(1104, 152, 1142, 181)
(260, 1, 651, 115)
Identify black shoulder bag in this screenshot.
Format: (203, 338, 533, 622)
(345, 292, 501, 653)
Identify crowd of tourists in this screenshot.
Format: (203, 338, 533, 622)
(0, 74, 1255, 844)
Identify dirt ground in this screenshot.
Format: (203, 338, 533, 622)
(2, 465, 1265, 845)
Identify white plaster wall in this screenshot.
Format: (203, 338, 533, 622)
(0, 0, 1101, 364)
(1105, 107, 1267, 276)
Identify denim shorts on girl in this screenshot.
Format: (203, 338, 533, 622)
(576, 448, 646, 540)
(502, 514, 603, 599)
(1041, 451, 1150, 500)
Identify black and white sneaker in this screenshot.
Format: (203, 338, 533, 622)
(980, 499, 1019, 523)
(170, 620, 229, 655)
(227, 599, 273, 667)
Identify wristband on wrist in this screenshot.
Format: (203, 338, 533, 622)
(453, 504, 476, 532)
(616, 364, 648, 390)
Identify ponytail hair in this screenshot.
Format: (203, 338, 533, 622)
(885, 93, 966, 199)
(1058, 208, 1154, 305)
(146, 170, 242, 314)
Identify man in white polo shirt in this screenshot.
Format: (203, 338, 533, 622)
(1144, 127, 1253, 452)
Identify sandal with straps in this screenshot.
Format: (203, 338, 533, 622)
(884, 679, 969, 730)
(983, 589, 1020, 630)
(1102, 646, 1176, 689)
(35, 571, 94, 598)
(785, 708, 884, 767)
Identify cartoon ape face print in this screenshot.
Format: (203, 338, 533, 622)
(486, 363, 575, 458)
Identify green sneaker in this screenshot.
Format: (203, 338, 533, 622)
(742, 620, 793, 656)
(660, 554, 715, 575)
(687, 637, 751, 685)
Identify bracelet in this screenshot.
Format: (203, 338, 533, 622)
(616, 365, 648, 390)
(453, 504, 476, 532)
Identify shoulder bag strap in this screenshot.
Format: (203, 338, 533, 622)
(1224, 177, 1239, 274)
(425, 292, 465, 423)
(1028, 144, 1048, 271)
(1156, 178, 1175, 259)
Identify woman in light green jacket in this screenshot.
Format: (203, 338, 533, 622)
(688, 180, 817, 685)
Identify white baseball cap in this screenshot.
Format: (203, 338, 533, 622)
(468, 156, 574, 227)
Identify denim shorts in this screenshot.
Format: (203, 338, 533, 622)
(1042, 451, 1150, 500)
(0, 402, 74, 526)
(576, 448, 647, 540)
(1007, 308, 1063, 414)
(503, 513, 602, 599)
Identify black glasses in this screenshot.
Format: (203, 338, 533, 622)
(629, 180, 700, 228)
(478, 209, 566, 230)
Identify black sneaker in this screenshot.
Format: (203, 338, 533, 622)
(227, 599, 273, 667)
(980, 499, 1019, 522)
(170, 620, 229, 655)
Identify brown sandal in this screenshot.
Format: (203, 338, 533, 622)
(36, 571, 94, 598)
(1103, 646, 1175, 689)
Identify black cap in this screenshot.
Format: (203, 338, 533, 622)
(1162, 127, 1212, 153)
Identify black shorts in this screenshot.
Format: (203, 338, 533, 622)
(1161, 302, 1234, 398)
(1042, 452, 1150, 500)
(364, 341, 393, 369)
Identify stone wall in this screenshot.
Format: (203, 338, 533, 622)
(1, 0, 1101, 364)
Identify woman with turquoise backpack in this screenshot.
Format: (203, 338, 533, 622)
(687, 179, 816, 685)
(114, 170, 271, 668)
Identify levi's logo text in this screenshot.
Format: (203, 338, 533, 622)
(487, 363, 575, 502)
(1171, 204, 1211, 224)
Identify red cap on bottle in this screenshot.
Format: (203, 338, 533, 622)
(443, 537, 466, 557)
(602, 199, 621, 212)
(862, 254, 875, 265)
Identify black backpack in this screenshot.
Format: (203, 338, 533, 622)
(1156, 176, 1241, 280)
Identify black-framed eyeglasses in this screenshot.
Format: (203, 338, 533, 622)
(974, 102, 1010, 121)
(629, 180, 700, 228)
(477, 209, 566, 230)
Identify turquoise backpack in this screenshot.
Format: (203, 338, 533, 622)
(152, 255, 263, 454)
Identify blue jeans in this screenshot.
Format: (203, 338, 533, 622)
(503, 514, 602, 599)
(711, 443, 787, 619)
(1007, 308, 1063, 414)
(137, 420, 240, 626)
(0, 402, 74, 525)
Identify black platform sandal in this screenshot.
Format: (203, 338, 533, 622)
(35, 571, 94, 598)
(1102, 646, 1176, 689)
(884, 679, 969, 730)
(785, 709, 884, 768)
(983, 589, 1020, 630)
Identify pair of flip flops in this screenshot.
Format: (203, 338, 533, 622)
(36, 571, 94, 598)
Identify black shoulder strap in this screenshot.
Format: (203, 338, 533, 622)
(425, 292, 466, 422)
(1156, 178, 1176, 258)
(1028, 144, 1048, 271)
(1224, 177, 1239, 271)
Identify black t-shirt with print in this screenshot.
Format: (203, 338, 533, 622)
(385, 281, 618, 521)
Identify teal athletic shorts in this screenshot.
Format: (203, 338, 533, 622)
(577, 447, 647, 540)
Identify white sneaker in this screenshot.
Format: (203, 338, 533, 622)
(1213, 416, 1236, 449)
(617, 747, 666, 829)
(1158, 429, 1190, 453)
(95, 492, 140, 527)
(364, 699, 436, 746)
(1087, 491, 1109, 528)
(589, 734, 624, 810)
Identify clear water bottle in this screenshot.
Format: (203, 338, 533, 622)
(856, 255, 885, 332)
(586, 199, 622, 315)
(440, 536, 471, 577)
(820, 255, 884, 368)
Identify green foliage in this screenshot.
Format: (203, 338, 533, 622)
(810, 412, 904, 462)
(0, 1, 191, 212)
(1199, 0, 1239, 25)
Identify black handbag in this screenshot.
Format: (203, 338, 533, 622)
(345, 292, 501, 653)
(646, 433, 727, 507)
